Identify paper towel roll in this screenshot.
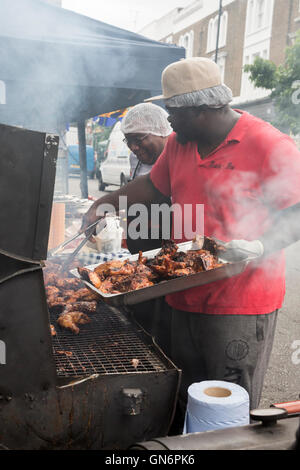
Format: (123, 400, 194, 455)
(183, 380, 249, 434)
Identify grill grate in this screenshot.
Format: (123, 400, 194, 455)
(50, 301, 168, 377)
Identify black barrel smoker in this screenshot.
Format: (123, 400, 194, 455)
(130, 408, 300, 450)
(0, 123, 181, 450)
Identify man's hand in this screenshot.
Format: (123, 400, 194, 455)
(222, 239, 264, 262)
(81, 204, 100, 240)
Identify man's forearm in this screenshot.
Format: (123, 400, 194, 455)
(86, 173, 169, 226)
(93, 174, 167, 211)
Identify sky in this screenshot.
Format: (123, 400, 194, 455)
(62, 0, 194, 33)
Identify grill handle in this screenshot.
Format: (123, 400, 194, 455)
(122, 388, 143, 416)
(271, 400, 300, 415)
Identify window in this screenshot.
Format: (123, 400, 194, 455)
(198, 30, 204, 55)
(179, 31, 194, 58)
(247, 0, 268, 34)
(219, 11, 228, 48)
(207, 11, 228, 52)
(217, 55, 226, 82)
(183, 35, 189, 50)
(252, 51, 260, 62)
(247, 0, 254, 33)
(207, 18, 214, 52)
(256, 0, 265, 30)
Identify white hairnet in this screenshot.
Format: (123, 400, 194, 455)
(164, 84, 233, 108)
(121, 103, 172, 137)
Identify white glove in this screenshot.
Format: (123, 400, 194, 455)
(222, 239, 264, 262)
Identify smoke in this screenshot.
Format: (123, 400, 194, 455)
(200, 130, 300, 280)
(0, 0, 154, 133)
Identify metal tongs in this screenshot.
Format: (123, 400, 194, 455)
(48, 219, 101, 257)
(48, 219, 101, 271)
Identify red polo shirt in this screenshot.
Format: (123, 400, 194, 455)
(150, 110, 300, 314)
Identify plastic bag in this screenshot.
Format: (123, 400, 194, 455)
(94, 215, 123, 254)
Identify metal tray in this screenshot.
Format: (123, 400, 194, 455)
(70, 241, 254, 307)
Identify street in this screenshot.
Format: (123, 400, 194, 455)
(68, 175, 300, 409)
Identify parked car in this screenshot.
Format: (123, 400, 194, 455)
(68, 144, 96, 179)
(95, 139, 108, 180)
(98, 122, 131, 191)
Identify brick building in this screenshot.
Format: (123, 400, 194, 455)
(139, 0, 300, 121)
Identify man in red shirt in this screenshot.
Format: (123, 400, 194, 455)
(82, 57, 300, 433)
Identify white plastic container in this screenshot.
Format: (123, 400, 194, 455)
(94, 215, 123, 254)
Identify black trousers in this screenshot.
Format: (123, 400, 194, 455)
(132, 299, 278, 435)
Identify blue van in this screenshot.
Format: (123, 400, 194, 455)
(68, 144, 96, 179)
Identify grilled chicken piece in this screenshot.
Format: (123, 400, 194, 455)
(47, 296, 66, 312)
(130, 275, 154, 290)
(64, 301, 97, 314)
(185, 250, 220, 272)
(131, 358, 139, 368)
(57, 350, 73, 357)
(43, 272, 60, 286)
(161, 258, 193, 278)
(106, 260, 136, 277)
(158, 239, 178, 257)
(202, 236, 220, 257)
(94, 260, 125, 276)
(87, 271, 102, 289)
(50, 324, 56, 336)
(99, 278, 119, 294)
(79, 291, 101, 301)
(56, 278, 83, 290)
(108, 275, 133, 293)
(76, 237, 223, 295)
(57, 311, 91, 335)
(77, 267, 103, 288)
(66, 287, 96, 301)
(45, 285, 60, 297)
(138, 251, 147, 265)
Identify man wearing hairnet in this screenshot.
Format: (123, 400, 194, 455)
(121, 103, 172, 180)
(121, 103, 172, 255)
(82, 57, 300, 433)
(120, 103, 173, 338)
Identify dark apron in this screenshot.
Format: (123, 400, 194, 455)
(126, 162, 172, 255)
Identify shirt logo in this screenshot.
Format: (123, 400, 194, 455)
(199, 160, 235, 170)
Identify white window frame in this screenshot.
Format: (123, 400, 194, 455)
(262, 49, 268, 59)
(207, 18, 214, 52)
(217, 54, 226, 83)
(219, 11, 228, 48)
(247, 0, 255, 34)
(210, 52, 227, 82)
(247, 0, 269, 35)
(256, 0, 266, 30)
(179, 30, 194, 58)
(206, 11, 228, 53)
